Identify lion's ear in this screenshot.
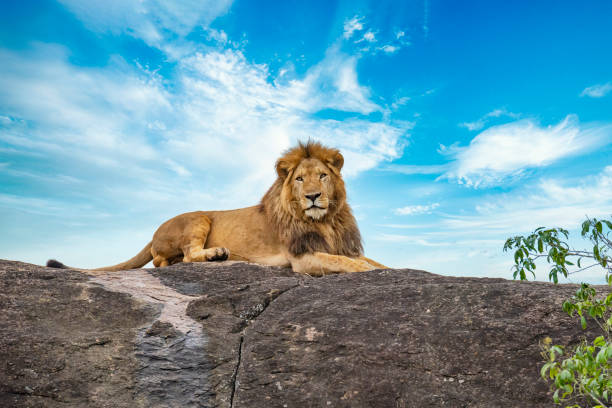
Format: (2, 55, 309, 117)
(327, 151, 344, 173)
(276, 159, 292, 178)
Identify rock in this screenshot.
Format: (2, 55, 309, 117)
(0, 259, 604, 407)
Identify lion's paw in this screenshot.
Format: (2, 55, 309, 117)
(352, 260, 377, 272)
(207, 247, 230, 261)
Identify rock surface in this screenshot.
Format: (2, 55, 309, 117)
(0, 259, 604, 407)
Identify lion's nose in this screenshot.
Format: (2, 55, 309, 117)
(305, 193, 321, 202)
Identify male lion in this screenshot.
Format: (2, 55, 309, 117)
(47, 141, 387, 276)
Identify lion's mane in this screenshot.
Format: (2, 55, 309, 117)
(259, 141, 363, 258)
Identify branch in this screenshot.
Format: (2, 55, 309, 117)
(589, 393, 609, 408)
(567, 263, 606, 275)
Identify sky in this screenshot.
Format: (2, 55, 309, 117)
(1, 0, 611, 283)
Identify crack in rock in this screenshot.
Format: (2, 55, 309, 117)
(229, 283, 300, 406)
(229, 336, 244, 408)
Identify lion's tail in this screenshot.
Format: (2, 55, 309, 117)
(46, 241, 153, 272)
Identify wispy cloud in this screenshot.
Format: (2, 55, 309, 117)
(58, 0, 233, 52)
(343, 15, 409, 55)
(383, 163, 449, 175)
(298, 45, 382, 115)
(390, 96, 410, 109)
(580, 82, 612, 98)
(379, 45, 398, 54)
(441, 115, 612, 187)
(0, 40, 410, 210)
(442, 167, 612, 233)
(377, 234, 448, 246)
(375, 166, 612, 280)
(459, 108, 520, 131)
(395, 202, 440, 215)
(362, 30, 376, 43)
(0, 44, 169, 163)
(343, 16, 364, 39)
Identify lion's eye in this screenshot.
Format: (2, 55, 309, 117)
(320, 173, 327, 179)
(296, 176, 303, 182)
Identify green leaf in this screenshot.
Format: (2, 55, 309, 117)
(582, 220, 591, 235)
(551, 345, 564, 355)
(594, 336, 606, 347)
(581, 315, 587, 330)
(540, 363, 553, 379)
(559, 369, 572, 382)
(596, 221, 603, 233)
(596, 348, 608, 364)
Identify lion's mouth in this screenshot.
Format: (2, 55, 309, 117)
(304, 206, 328, 220)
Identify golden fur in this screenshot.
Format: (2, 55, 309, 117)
(47, 141, 387, 275)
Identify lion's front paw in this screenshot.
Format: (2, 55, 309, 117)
(207, 247, 230, 261)
(349, 260, 377, 272)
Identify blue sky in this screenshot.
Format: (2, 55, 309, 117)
(1, 0, 611, 282)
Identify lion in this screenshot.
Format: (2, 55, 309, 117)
(47, 141, 388, 276)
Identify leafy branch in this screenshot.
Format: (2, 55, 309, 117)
(503, 218, 612, 283)
(541, 284, 612, 407)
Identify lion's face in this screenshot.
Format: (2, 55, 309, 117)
(289, 158, 336, 221)
(273, 142, 346, 223)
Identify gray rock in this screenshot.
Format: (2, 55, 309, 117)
(0, 259, 604, 407)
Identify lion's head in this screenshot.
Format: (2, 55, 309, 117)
(275, 141, 346, 222)
(260, 141, 362, 257)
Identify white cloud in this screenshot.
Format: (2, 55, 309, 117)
(459, 108, 520, 131)
(395, 202, 440, 215)
(0, 45, 168, 163)
(343, 16, 364, 39)
(362, 30, 376, 42)
(204, 27, 229, 46)
(298, 45, 382, 114)
(443, 167, 612, 233)
(165, 159, 192, 177)
(58, 0, 233, 49)
(375, 166, 612, 281)
(460, 121, 484, 132)
(162, 46, 406, 180)
(383, 163, 449, 175)
(376, 234, 448, 247)
(442, 115, 612, 187)
(0, 42, 409, 209)
(343, 17, 408, 55)
(379, 45, 398, 54)
(580, 82, 612, 98)
(390, 96, 410, 109)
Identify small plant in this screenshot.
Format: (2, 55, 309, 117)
(540, 283, 612, 407)
(505, 217, 612, 407)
